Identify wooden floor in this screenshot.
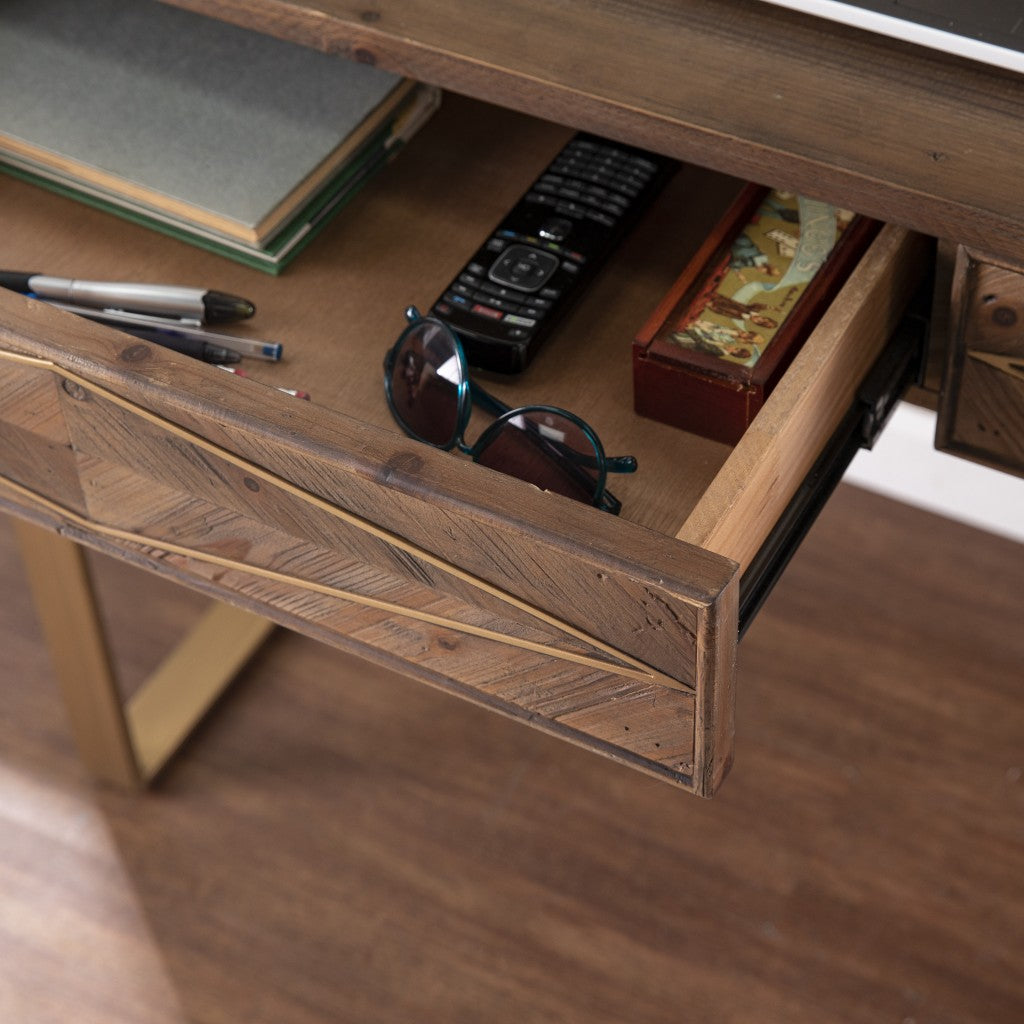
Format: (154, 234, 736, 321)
(0, 484, 1021, 1024)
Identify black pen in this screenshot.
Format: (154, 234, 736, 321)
(51, 302, 240, 364)
(128, 329, 242, 365)
(0, 270, 255, 324)
(44, 301, 283, 361)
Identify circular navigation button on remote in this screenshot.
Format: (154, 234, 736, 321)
(488, 244, 560, 292)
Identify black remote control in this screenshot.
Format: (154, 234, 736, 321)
(430, 133, 678, 373)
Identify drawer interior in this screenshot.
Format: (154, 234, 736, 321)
(0, 96, 749, 533)
(0, 94, 924, 546)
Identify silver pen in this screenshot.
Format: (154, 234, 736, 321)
(0, 270, 255, 324)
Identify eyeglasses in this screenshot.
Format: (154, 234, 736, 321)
(383, 307, 637, 514)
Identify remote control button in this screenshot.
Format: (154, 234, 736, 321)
(539, 286, 562, 299)
(478, 281, 523, 300)
(630, 155, 659, 173)
(538, 216, 574, 242)
(488, 244, 560, 292)
(485, 237, 508, 252)
(471, 303, 505, 320)
(624, 165, 654, 183)
(472, 291, 522, 313)
(555, 200, 588, 218)
(617, 172, 648, 190)
(504, 313, 537, 328)
(586, 210, 616, 228)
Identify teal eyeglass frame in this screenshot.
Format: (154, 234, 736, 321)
(383, 307, 637, 514)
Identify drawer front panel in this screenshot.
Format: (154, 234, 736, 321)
(939, 248, 1024, 477)
(0, 361, 86, 514)
(0, 300, 736, 794)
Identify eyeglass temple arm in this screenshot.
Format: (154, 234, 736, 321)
(468, 381, 637, 474)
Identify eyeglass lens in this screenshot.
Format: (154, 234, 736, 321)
(389, 320, 464, 446)
(476, 411, 600, 504)
(391, 320, 604, 504)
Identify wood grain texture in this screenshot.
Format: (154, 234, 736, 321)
(0, 293, 739, 790)
(161, 0, 1024, 262)
(0, 362, 84, 514)
(1, 486, 1021, 1023)
(938, 248, 1024, 477)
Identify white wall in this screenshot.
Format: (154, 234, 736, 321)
(843, 404, 1024, 544)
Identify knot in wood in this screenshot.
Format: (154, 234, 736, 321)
(120, 343, 152, 363)
(992, 305, 1018, 327)
(61, 378, 88, 401)
(381, 450, 425, 481)
(353, 47, 377, 65)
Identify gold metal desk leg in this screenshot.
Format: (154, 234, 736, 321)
(12, 518, 275, 787)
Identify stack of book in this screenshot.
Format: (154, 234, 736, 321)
(0, 0, 440, 273)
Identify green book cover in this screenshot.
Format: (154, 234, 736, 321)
(0, 0, 411, 245)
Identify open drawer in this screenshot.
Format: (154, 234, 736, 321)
(0, 95, 929, 796)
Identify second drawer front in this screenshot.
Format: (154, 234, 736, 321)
(939, 247, 1024, 478)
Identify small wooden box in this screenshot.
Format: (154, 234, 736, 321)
(633, 184, 880, 444)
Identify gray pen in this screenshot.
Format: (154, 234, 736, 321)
(0, 270, 255, 324)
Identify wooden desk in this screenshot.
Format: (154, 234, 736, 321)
(0, 0, 1018, 795)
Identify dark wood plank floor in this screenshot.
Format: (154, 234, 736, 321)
(1, 484, 1021, 1024)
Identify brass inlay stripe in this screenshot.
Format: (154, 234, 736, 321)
(0, 348, 696, 694)
(967, 349, 1024, 383)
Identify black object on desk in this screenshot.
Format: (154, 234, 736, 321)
(47, 302, 242, 364)
(429, 132, 678, 373)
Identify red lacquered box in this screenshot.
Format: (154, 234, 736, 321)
(633, 183, 880, 445)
